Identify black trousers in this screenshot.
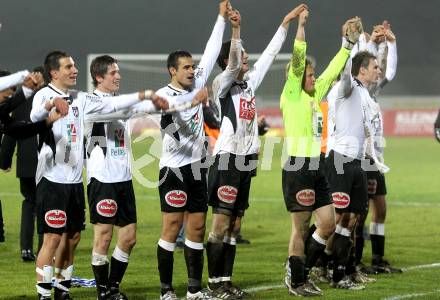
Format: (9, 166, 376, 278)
(20, 177, 42, 251)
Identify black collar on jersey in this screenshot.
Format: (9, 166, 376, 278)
(47, 85, 73, 104)
(354, 78, 364, 87)
(232, 80, 248, 90)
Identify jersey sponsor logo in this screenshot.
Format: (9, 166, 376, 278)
(96, 199, 118, 218)
(72, 106, 79, 118)
(45, 210, 67, 228)
(67, 123, 77, 143)
(165, 190, 187, 207)
(239, 97, 256, 120)
(114, 128, 125, 148)
(296, 189, 315, 206)
(332, 192, 350, 209)
(217, 185, 238, 204)
(367, 179, 378, 195)
(189, 111, 201, 133)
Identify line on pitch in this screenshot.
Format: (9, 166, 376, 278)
(382, 289, 440, 300)
(239, 262, 440, 295)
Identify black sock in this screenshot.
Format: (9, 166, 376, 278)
(355, 226, 365, 265)
(222, 241, 236, 280)
(346, 244, 357, 275)
(37, 282, 52, 297)
(157, 245, 174, 294)
(305, 236, 325, 277)
(304, 224, 317, 251)
(108, 256, 128, 293)
(92, 263, 109, 293)
(184, 243, 204, 294)
(332, 233, 352, 282)
(206, 240, 225, 285)
(371, 234, 385, 263)
(289, 256, 305, 288)
(54, 280, 71, 297)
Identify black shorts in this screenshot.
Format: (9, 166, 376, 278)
(326, 151, 368, 214)
(159, 161, 208, 213)
(36, 177, 86, 234)
(282, 156, 332, 212)
(87, 178, 137, 227)
(367, 170, 387, 197)
(208, 153, 255, 217)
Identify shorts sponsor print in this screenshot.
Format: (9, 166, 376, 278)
(296, 189, 315, 207)
(96, 199, 118, 218)
(165, 190, 187, 208)
(218, 185, 238, 204)
(45, 209, 67, 228)
(332, 192, 350, 209)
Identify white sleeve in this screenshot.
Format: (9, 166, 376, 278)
(166, 89, 201, 112)
(83, 92, 141, 115)
(0, 70, 29, 91)
(84, 100, 157, 122)
(366, 41, 378, 56)
(385, 41, 397, 81)
(247, 26, 287, 91)
(214, 39, 242, 99)
(194, 15, 226, 89)
(339, 57, 354, 98)
(30, 92, 50, 122)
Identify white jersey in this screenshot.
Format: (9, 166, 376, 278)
(213, 26, 287, 156)
(0, 70, 29, 91)
(84, 90, 133, 184)
(31, 84, 141, 184)
(158, 14, 226, 168)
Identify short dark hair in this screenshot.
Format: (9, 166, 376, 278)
(90, 55, 118, 87)
(43, 50, 69, 82)
(352, 51, 376, 77)
(217, 40, 231, 70)
(167, 50, 192, 76)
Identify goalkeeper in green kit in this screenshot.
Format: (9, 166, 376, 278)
(280, 7, 364, 295)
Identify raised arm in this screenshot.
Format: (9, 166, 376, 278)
(214, 10, 243, 100)
(194, 0, 230, 88)
(314, 18, 358, 101)
(249, 4, 307, 92)
(383, 21, 397, 82)
(0, 70, 29, 91)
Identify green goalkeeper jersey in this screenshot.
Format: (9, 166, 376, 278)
(280, 40, 350, 158)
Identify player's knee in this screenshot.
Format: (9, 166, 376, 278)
(69, 231, 81, 246)
(44, 233, 62, 249)
(208, 231, 224, 244)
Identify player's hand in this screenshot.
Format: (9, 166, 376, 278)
(0, 167, 11, 173)
(344, 16, 363, 43)
(192, 88, 209, 107)
(283, 3, 308, 25)
(46, 109, 64, 125)
(151, 94, 169, 111)
(219, 0, 232, 19)
(22, 72, 44, 91)
(45, 97, 69, 115)
(229, 9, 241, 28)
(383, 20, 396, 42)
(371, 25, 385, 44)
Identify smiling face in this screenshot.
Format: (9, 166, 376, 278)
(170, 56, 195, 90)
(361, 58, 382, 85)
(51, 56, 78, 90)
(96, 63, 121, 93)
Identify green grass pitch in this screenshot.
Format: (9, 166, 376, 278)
(0, 137, 439, 299)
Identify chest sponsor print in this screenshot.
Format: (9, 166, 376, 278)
(239, 97, 256, 121)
